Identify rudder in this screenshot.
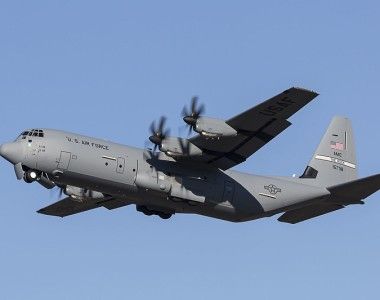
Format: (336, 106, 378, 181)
(300, 116, 358, 186)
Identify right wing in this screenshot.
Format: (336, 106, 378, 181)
(37, 196, 128, 217)
(189, 87, 318, 170)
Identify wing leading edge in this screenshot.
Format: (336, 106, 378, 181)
(190, 87, 319, 170)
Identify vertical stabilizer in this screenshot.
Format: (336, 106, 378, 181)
(301, 116, 357, 186)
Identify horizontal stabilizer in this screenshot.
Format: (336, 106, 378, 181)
(328, 174, 380, 202)
(278, 203, 344, 224)
(279, 174, 380, 224)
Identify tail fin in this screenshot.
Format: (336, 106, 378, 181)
(300, 116, 358, 186)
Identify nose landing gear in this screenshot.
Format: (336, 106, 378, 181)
(24, 169, 39, 183)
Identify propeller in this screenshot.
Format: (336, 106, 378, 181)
(50, 185, 65, 200)
(148, 116, 170, 151)
(181, 96, 205, 135)
(178, 137, 191, 156)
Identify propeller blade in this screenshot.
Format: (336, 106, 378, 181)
(158, 116, 167, 135)
(191, 96, 198, 115)
(149, 121, 156, 135)
(181, 105, 189, 117)
(58, 187, 63, 198)
(198, 103, 205, 116)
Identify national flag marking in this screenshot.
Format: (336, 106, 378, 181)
(330, 141, 344, 150)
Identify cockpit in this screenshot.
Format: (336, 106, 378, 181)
(17, 129, 45, 140)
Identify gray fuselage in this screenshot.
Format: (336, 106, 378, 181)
(9, 129, 329, 221)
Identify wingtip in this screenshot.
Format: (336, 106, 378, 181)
(37, 208, 51, 216)
(289, 87, 319, 97)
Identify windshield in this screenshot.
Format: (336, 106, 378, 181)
(15, 129, 44, 141)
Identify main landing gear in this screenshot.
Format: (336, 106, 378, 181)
(136, 205, 173, 219)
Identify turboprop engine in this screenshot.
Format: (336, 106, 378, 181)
(190, 116, 237, 138)
(159, 137, 202, 158)
(181, 96, 237, 138)
(64, 185, 105, 201)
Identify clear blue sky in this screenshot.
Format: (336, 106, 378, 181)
(0, 1, 379, 299)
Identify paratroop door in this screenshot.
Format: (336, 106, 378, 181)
(222, 180, 235, 203)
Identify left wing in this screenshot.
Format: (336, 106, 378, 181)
(37, 196, 128, 217)
(189, 87, 318, 170)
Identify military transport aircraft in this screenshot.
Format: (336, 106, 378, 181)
(1, 87, 379, 223)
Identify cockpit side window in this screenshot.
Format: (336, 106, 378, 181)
(16, 131, 29, 140)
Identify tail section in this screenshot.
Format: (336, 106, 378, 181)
(301, 116, 358, 186)
(280, 116, 380, 223)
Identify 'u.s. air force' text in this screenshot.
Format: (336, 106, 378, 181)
(65, 136, 109, 150)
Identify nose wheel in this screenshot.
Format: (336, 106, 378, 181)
(24, 170, 39, 183)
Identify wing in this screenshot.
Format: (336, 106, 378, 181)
(189, 87, 318, 170)
(37, 196, 128, 217)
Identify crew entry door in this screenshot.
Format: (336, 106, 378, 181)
(57, 151, 71, 170)
(115, 155, 137, 185)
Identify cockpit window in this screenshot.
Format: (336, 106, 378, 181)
(18, 129, 44, 140)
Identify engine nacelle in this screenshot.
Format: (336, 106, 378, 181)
(195, 117, 237, 138)
(159, 137, 203, 158)
(64, 185, 105, 200)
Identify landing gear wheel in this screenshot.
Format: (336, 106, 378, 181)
(24, 170, 38, 183)
(159, 213, 172, 220)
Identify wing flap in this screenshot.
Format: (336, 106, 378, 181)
(278, 203, 344, 224)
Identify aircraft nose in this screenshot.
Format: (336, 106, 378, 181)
(0, 142, 24, 164)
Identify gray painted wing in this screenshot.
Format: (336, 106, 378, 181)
(37, 196, 119, 217)
(278, 203, 344, 224)
(190, 87, 318, 170)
